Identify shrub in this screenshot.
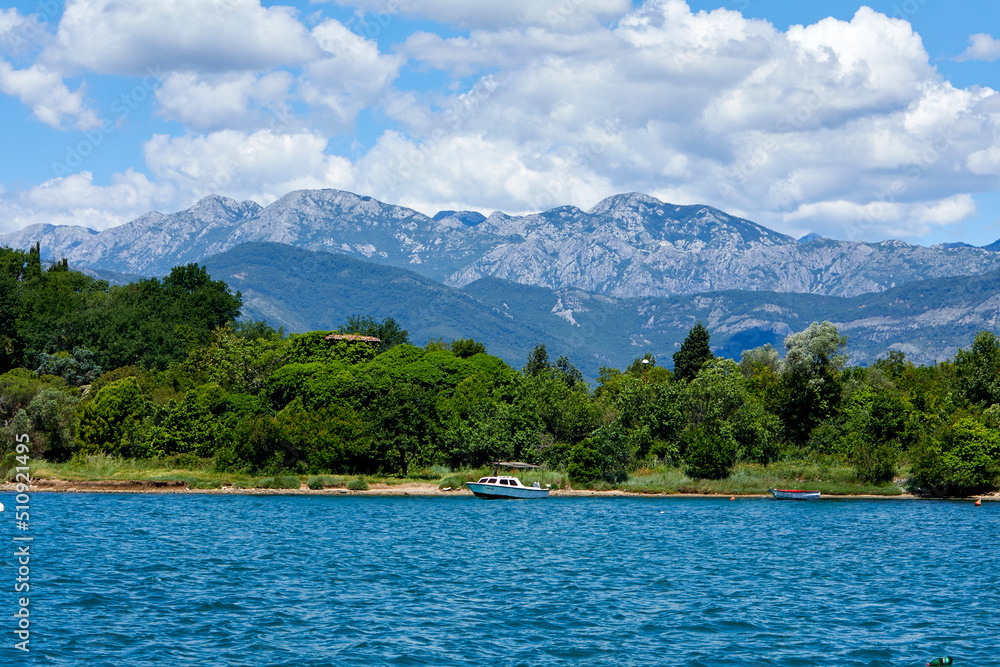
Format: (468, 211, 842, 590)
(909, 418, 1000, 496)
(851, 436, 898, 485)
(684, 428, 737, 480)
(265, 475, 301, 490)
(307, 477, 325, 490)
(567, 444, 601, 484)
(346, 478, 369, 491)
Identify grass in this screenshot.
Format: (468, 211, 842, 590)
(21, 454, 905, 496)
(620, 459, 905, 496)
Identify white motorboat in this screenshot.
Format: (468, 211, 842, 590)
(465, 462, 549, 499)
(769, 488, 821, 500)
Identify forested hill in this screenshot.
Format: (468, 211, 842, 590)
(199, 242, 1000, 376)
(201, 242, 567, 367)
(0, 244, 241, 373)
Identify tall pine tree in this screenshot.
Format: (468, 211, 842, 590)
(673, 322, 713, 382)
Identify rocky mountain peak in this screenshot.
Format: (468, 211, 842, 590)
(187, 195, 262, 222)
(587, 192, 664, 217)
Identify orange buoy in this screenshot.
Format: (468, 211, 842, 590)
(730, 496, 735, 501)
(975, 498, 982, 506)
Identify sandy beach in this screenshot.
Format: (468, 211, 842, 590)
(5, 477, 998, 499)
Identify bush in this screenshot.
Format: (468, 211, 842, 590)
(307, 475, 343, 489)
(684, 428, 737, 480)
(851, 436, 898, 485)
(909, 418, 1000, 496)
(567, 444, 601, 484)
(346, 478, 369, 491)
(264, 475, 301, 489)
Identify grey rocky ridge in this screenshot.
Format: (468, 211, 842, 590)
(5, 188, 1000, 299)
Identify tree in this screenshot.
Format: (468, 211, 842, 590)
(451, 338, 486, 358)
(684, 428, 737, 480)
(75, 377, 151, 457)
(523, 343, 550, 376)
(555, 355, 584, 388)
(779, 321, 848, 446)
(673, 322, 713, 382)
(35, 347, 102, 386)
(954, 330, 1000, 407)
(339, 315, 410, 352)
(683, 359, 779, 465)
(909, 417, 1000, 496)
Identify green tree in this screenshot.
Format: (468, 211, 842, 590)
(779, 321, 848, 446)
(683, 359, 779, 464)
(35, 347, 102, 386)
(672, 322, 713, 382)
(954, 330, 1000, 407)
(523, 343, 550, 376)
(187, 326, 289, 394)
(555, 355, 584, 388)
(340, 315, 410, 352)
(367, 382, 437, 475)
(75, 377, 151, 457)
(451, 338, 486, 358)
(684, 428, 737, 480)
(843, 386, 908, 484)
(567, 443, 602, 484)
(909, 417, 1000, 496)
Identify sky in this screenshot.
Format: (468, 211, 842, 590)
(1, 0, 999, 246)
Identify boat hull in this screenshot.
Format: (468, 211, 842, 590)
(769, 489, 821, 500)
(465, 482, 549, 499)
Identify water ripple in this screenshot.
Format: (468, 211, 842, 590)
(10, 494, 999, 666)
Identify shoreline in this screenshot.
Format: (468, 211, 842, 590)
(4, 478, 998, 500)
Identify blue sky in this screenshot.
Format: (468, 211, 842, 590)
(1, 0, 999, 246)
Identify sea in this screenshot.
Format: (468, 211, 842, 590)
(4, 493, 998, 666)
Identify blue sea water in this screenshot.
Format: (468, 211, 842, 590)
(3, 493, 998, 666)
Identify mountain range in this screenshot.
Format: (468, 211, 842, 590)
(5, 189, 1000, 299)
(3, 188, 1000, 377)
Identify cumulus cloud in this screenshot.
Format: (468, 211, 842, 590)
(47, 0, 318, 75)
(156, 71, 295, 131)
(0, 60, 100, 129)
(6, 169, 174, 231)
(384, 0, 1000, 241)
(298, 19, 404, 130)
(143, 130, 355, 204)
(6, 0, 1000, 246)
(955, 33, 1000, 62)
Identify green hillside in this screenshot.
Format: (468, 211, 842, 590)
(201, 243, 577, 370)
(200, 243, 1000, 379)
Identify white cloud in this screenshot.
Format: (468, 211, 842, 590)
(47, 0, 318, 75)
(956, 33, 1000, 62)
(0, 60, 100, 129)
(333, 0, 630, 30)
(6, 0, 1000, 247)
(352, 130, 615, 215)
(156, 71, 295, 131)
(143, 130, 354, 204)
(968, 146, 1000, 175)
(0, 8, 33, 54)
(8, 169, 174, 231)
(297, 19, 404, 129)
(386, 1, 1000, 241)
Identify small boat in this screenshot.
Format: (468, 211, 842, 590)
(769, 488, 821, 500)
(465, 462, 549, 499)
